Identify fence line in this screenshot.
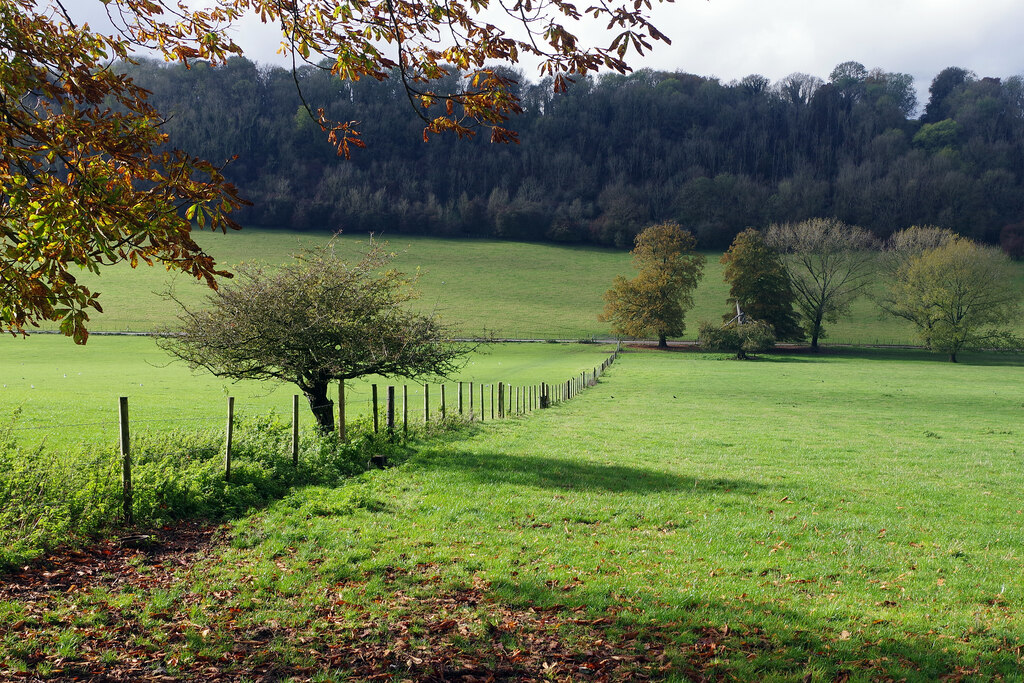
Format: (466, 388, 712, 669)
(45, 346, 623, 525)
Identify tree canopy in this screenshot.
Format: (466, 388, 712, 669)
(159, 240, 467, 432)
(600, 222, 704, 348)
(2, 0, 670, 342)
(877, 231, 1021, 361)
(720, 228, 802, 341)
(95, 57, 1024, 250)
(1, 0, 245, 343)
(766, 218, 876, 349)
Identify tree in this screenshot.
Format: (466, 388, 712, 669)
(720, 228, 802, 341)
(159, 240, 467, 432)
(698, 319, 775, 359)
(877, 232, 1021, 362)
(765, 218, 876, 350)
(600, 222, 704, 348)
(1, 0, 245, 343)
(3, 0, 670, 342)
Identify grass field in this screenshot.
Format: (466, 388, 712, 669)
(32, 228, 1024, 343)
(0, 336, 616, 449)
(2, 347, 1022, 680)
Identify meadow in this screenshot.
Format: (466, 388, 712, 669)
(1, 336, 614, 450)
(3, 229, 1024, 680)
(30, 228, 1024, 344)
(2, 347, 1022, 680)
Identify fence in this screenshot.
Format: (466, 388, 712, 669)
(112, 347, 621, 523)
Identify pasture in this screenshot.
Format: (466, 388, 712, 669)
(2, 347, 1022, 679)
(30, 228, 1024, 344)
(3, 227, 1024, 680)
(0, 336, 614, 450)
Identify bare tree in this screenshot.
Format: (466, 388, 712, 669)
(766, 218, 877, 350)
(159, 240, 467, 432)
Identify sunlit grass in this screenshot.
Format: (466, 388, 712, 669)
(36, 228, 1023, 343)
(0, 336, 616, 448)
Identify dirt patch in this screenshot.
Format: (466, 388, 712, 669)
(0, 521, 221, 601)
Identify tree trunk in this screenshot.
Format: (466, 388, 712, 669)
(810, 322, 821, 351)
(302, 381, 335, 433)
(949, 352, 957, 363)
(658, 334, 668, 349)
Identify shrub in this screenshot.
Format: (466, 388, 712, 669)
(698, 320, 776, 359)
(0, 410, 453, 569)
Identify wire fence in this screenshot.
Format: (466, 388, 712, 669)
(3, 347, 622, 525)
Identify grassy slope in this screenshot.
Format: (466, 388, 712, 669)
(39, 229, 1024, 343)
(0, 336, 615, 449)
(4, 348, 1021, 680)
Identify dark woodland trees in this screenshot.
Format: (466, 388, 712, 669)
(112, 58, 1024, 251)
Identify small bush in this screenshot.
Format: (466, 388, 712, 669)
(698, 320, 775, 359)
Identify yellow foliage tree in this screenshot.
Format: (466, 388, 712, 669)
(600, 222, 704, 348)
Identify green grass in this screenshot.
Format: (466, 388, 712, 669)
(0, 335, 616, 449)
(4, 348, 1022, 679)
(37, 228, 1024, 343)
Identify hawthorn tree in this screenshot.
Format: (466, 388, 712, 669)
(3, 0, 671, 342)
(159, 240, 467, 432)
(600, 222, 705, 348)
(720, 228, 802, 341)
(766, 218, 876, 350)
(877, 231, 1021, 362)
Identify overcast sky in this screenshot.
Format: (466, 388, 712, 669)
(62, 0, 1024, 111)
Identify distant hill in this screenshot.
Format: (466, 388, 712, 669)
(124, 59, 1024, 251)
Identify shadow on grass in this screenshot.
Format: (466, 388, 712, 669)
(414, 449, 763, 495)
(819, 346, 1024, 367)
(484, 575, 1022, 680)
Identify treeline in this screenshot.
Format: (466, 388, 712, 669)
(121, 58, 1024, 249)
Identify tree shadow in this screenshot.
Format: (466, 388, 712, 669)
(820, 346, 1024, 367)
(413, 449, 763, 495)
(482, 575, 1021, 680)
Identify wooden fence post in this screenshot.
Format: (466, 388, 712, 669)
(372, 384, 379, 433)
(403, 385, 409, 434)
(480, 384, 485, 422)
(468, 381, 474, 421)
(387, 386, 395, 434)
(291, 395, 299, 466)
(440, 384, 447, 420)
(338, 380, 346, 442)
(490, 383, 495, 420)
(119, 396, 132, 524)
(224, 396, 234, 482)
(458, 381, 464, 415)
(540, 383, 549, 409)
(498, 382, 504, 418)
(424, 384, 430, 424)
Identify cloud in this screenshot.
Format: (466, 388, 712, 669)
(57, 0, 1024, 106)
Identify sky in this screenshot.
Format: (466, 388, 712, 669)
(60, 0, 1024, 111)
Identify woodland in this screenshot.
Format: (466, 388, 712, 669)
(122, 58, 1024, 250)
